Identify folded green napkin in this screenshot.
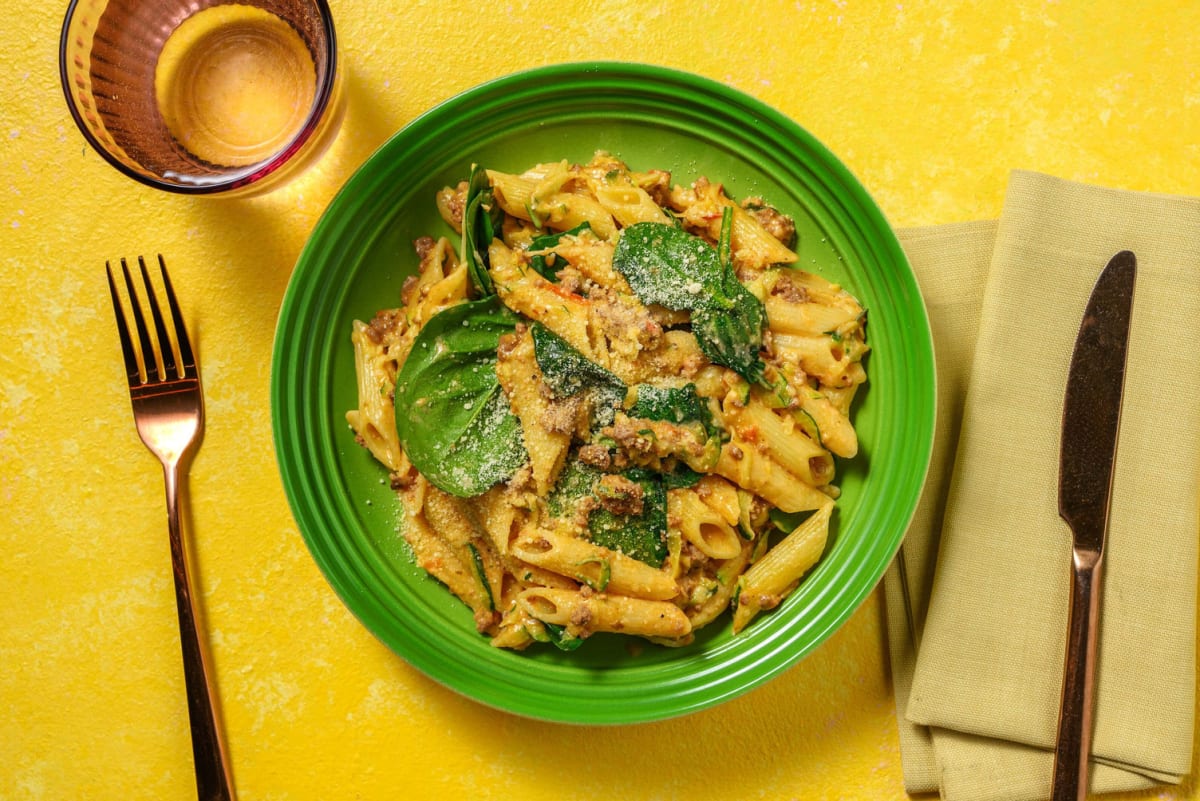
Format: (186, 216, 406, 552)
(885, 170, 1200, 800)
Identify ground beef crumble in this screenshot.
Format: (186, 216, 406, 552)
(594, 473, 645, 517)
(741, 197, 797, 249)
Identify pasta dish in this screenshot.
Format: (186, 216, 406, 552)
(346, 152, 868, 650)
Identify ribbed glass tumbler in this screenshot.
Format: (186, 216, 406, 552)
(60, 0, 343, 196)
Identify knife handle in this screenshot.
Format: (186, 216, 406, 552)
(1051, 547, 1105, 801)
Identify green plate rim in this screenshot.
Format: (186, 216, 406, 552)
(271, 61, 935, 725)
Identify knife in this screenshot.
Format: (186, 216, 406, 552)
(1051, 250, 1137, 801)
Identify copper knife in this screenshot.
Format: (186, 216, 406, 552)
(1051, 250, 1137, 801)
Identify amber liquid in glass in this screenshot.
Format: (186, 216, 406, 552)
(155, 5, 316, 170)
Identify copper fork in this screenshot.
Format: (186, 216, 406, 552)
(106, 255, 235, 801)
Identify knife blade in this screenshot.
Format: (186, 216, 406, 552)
(1050, 250, 1136, 801)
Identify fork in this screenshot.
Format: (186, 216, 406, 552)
(106, 255, 235, 801)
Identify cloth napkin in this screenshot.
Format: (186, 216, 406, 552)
(884, 170, 1200, 801)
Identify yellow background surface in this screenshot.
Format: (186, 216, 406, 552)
(3, 1, 1198, 799)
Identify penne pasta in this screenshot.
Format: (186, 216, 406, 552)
(795, 389, 858, 459)
(713, 434, 833, 514)
(668, 488, 743, 560)
(545, 238, 629, 293)
(772, 332, 867, 389)
(348, 152, 868, 650)
(345, 319, 404, 472)
(487, 170, 536, 216)
(694, 474, 741, 526)
(489, 166, 618, 238)
(682, 538, 757, 632)
(593, 182, 673, 227)
(518, 588, 691, 640)
(764, 295, 860, 337)
(733, 502, 833, 633)
(723, 394, 834, 487)
(475, 484, 521, 555)
(729, 203, 798, 269)
(397, 479, 498, 633)
(495, 326, 571, 495)
(510, 525, 679, 602)
(489, 240, 594, 358)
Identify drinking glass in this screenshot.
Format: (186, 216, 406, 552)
(60, 0, 343, 196)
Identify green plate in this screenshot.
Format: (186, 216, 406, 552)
(272, 62, 934, 724)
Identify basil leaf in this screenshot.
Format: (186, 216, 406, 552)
(462, 165, 502, 297)
(394, 297, 527, 497)
(612, 222, 729, 311)
(531, 323, 626, 427)
(528, 222, 592, 281)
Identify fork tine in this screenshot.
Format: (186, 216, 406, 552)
(139, 255, 179, 380)
(106, 261, 141, 385)
(120, 257, 159, 383)
(155, 254, 197, 378)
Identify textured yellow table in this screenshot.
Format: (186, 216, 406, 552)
(3, 1, 1198, 799)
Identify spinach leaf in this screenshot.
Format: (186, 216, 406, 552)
(531, 323, 626, 426)
(692, 283, 767, 385)
(694, 206, 768, 382)
(612, 220, 767, 383)
(628, 383, 724, 474)
(546, 457, 598, 518)
(548, 459, 668, 567)
(393, 297, 527, 497)
(462, 165, 503, 297)
(587, 468, 668, 567)
(542, 623, 585, 651)
(611, 222, 729, 310)
(528, 222, 592, 281)
(628, 383, 712, 429)
(663, 465, 704, 489)
(531, 323, 622, 396)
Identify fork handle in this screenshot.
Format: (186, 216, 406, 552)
(165, 462, 236, 801)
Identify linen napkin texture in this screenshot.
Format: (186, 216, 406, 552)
(885, 170, 1200, 801)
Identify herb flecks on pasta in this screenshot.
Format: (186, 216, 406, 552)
(347, 152, 868, 650)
